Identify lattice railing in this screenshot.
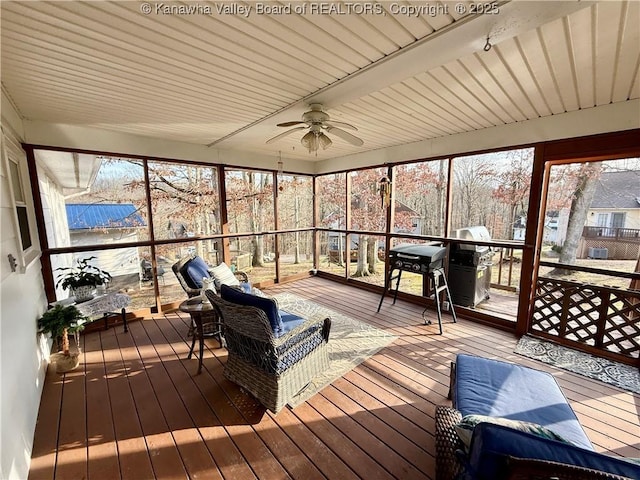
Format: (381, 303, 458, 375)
(532, 277, 640, 361)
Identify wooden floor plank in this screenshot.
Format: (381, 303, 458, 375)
(84, 328, 121, 480)
(137, 318, 223, 480)
(149, 315, 259, 480)
(29, 277, 640, 480)
(54, 350, 87, 480)
(28, 362, 64, 480)
(100, 328, 156, 480)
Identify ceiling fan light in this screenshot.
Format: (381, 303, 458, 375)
(301, 131, 319, 152)
(319, 133, 332, 150)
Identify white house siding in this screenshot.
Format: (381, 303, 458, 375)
(68, 230, 141, 280)
(37, 168, 74, 298)
(38, 167, 72, 251)
(587, 208, 640, 230)
(0, 115, 49, 480)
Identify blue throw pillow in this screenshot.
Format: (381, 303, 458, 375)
(220, 284, 283, 334)
(181, 256, 211, 288)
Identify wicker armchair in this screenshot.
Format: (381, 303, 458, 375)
(172, 254, 249, 298)
(205, 289, 331, 413)
(434, 405, 636, 480)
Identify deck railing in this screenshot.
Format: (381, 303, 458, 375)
(582, 226, 640, 242)
(532, 276, 640, 364)
(491, 247, 520, 292)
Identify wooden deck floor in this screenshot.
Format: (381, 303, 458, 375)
(29, 278, 640, 480)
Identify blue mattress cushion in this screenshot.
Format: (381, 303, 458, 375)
(220, 284, 283, 335)
(465, 422, 640, 480)
(180, 256, 211, 289)
(453, 354, 593, 450)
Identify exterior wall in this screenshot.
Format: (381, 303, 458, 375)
(586, 208, 640, 230)
(580, 208, 640, 260)
(0, 109, 49, 480)
(68, 230, 141, 279)
(37, 166, 71, 251)
(37, 166, 74, 298)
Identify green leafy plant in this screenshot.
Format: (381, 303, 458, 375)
(55, 256, 112, 291)
(37, 304, 87, 356)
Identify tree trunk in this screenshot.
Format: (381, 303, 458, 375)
(436, 159, 446, 235)
(353, 235, 370, 277)
(550, 165, 601, 276)
(249, 173, 265, 268)
(294, 195, 300, 264)
(337, 235, 344, 266)
(367, 238, 379, 274)
(294, 231, 300, 264)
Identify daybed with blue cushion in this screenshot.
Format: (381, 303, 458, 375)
(435, 353, 640, 480)
(205, 286, 331, 413)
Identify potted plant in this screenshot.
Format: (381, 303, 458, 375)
(55, 256, 112, 302)
(37, 304, 87, 372)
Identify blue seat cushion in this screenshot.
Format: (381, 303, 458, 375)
(180, 256, 211, 289)
(466, 423, 640, 480)
(220, 284, 283, 334)
(280, 311, 305, 337)
(454, 354, 593, 450)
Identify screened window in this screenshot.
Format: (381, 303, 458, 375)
(350, 167, 387, 232)
(317, 173, 346, 228)
(225, 169, 274, 234)
(149, 161, 220, 241)
(394, 160, 448, 236)
(451, 148, 534, 241)
(277, 174, 313, 229)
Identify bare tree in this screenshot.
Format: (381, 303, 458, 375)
(550, 163, 603, 275)
(452, 157, 496, 230)
(491, 150, 532, 239)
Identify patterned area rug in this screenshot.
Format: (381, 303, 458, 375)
(273, 292, 398, 409)
(515, 335, 640, 394)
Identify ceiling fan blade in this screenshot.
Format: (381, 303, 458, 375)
(266, 126, 307, 144)
(325, 120, 358, 131)
(276, 121, 307, 127)
(326, 126, 364, 146)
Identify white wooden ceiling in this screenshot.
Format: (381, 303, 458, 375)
(2, 1, 638, 162)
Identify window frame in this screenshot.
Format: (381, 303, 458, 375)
(2, 129, 40, 272)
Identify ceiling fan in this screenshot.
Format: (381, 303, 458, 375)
(266, 103, 364, 153)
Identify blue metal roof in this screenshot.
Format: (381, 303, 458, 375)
(66, 203, 145, 230)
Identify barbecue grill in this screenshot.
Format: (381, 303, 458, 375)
(448, 226, 495, 308)
(377, 243, 457, 334)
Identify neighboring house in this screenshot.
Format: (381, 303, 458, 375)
(325, 201, 422, 260)
(66, 203, 146, 278)
(553, 171, 640, 259)
(512, 216, 526, 241)
(544, 211, 562, 244)
(586, 170, 640, 233)
(393, 201, 423, 235)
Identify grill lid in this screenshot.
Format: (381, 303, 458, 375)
(453, 226, 491, 252)
(390, 244, 447, 263)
